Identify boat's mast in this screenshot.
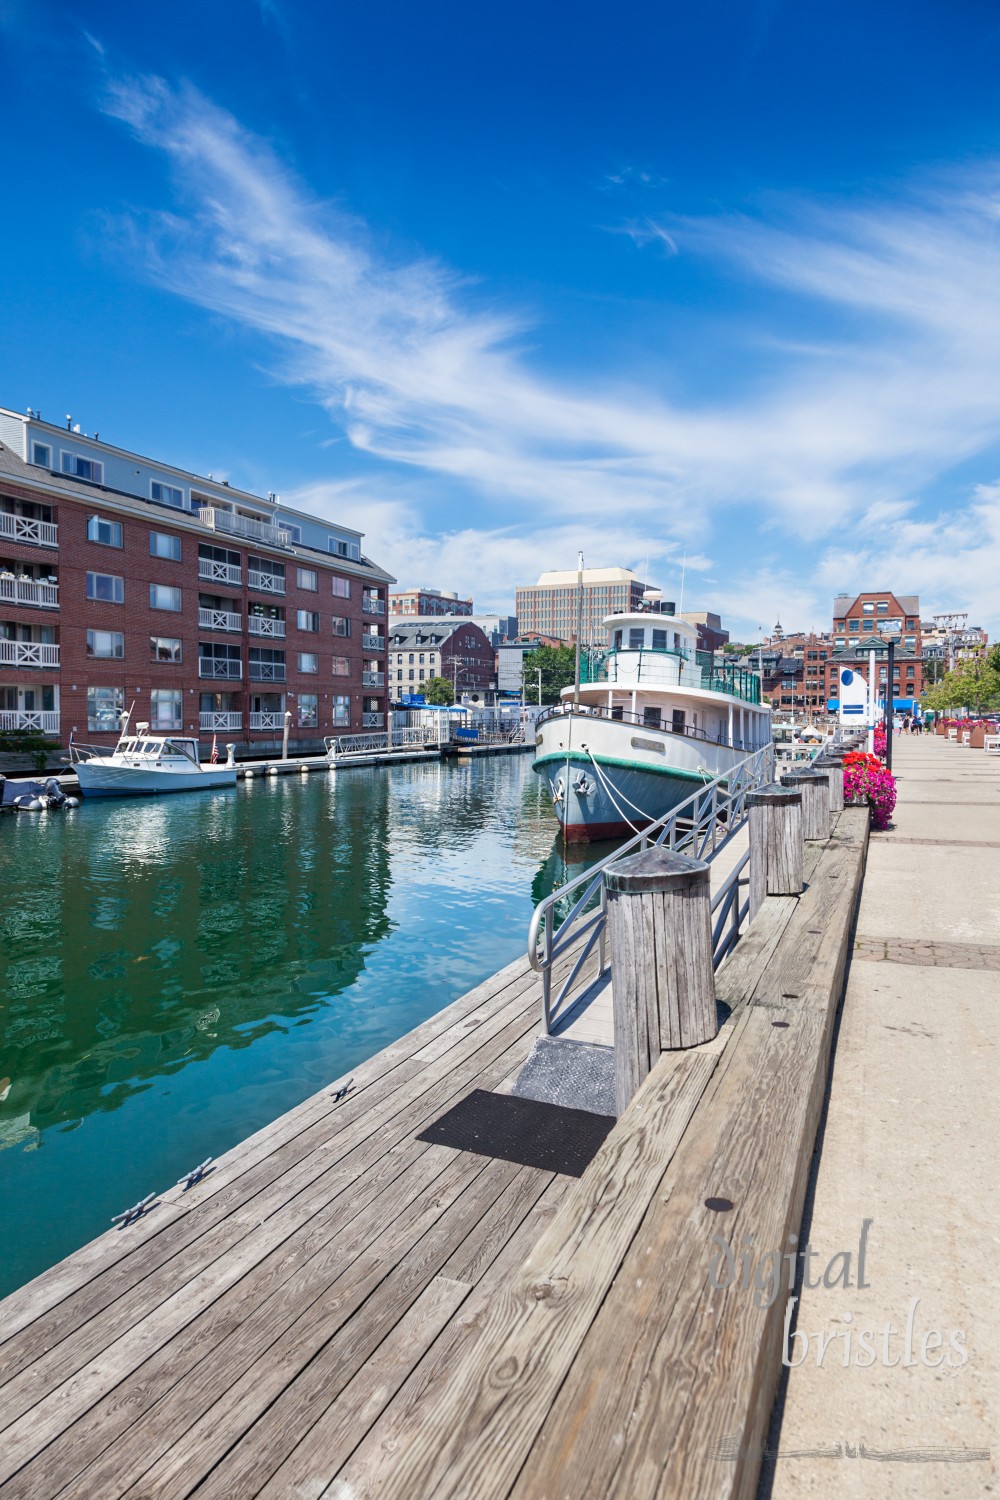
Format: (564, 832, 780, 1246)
(573, 551, 583, 705)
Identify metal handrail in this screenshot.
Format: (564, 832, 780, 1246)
(528, 742, 775, 1033)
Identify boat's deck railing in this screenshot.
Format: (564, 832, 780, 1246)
(534, 701, 768, 750)
(528, 742, 776, 1034)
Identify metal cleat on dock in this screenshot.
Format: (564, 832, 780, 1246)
(111, 1192, 157, 1228)
(176, 1157, 214, 1191)
(331, 1076, 354, 1102)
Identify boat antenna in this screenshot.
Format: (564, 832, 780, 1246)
(574, 550, 584, 706)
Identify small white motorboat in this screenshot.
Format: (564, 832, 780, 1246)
(70, 716, 237, 798)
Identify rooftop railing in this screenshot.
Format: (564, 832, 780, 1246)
(197, 507, 292, 548)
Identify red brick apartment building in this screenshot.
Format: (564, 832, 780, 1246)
(827, 590, 923, 709)
(389, 587, 473, 617)
(0, 408, 393, 754)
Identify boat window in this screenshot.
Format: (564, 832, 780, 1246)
(613, 630, 623, 649)
(671, 709, 686, 735)
(651, 630, 668, 651)
(610, 705, 624, 720)
(628, 628, 645, 650)
(643, 706, 662, 728)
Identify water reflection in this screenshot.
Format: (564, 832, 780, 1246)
(0, 754, 609, 1294)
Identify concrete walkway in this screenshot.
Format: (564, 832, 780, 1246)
(761, 733, 1000, 1496)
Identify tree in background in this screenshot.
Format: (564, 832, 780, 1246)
(922, 650, 1000, 715)
(423, 676, 455, 706)
(522, 645, 577, 704)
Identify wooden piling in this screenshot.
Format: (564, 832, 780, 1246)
(605, 848, 716, 1115)
(748, 783, 803, 920)
(779, 766, 831, 840)
(813, 752, 845, 815)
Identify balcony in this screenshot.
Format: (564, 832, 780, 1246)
(198, 607, 242, 633)
(361, 634, 385, 653)
(0, 575, 59, 609)
(362, 595, 386, 615)
(362, 711, 385, 728)
(249, 661, 286, 682)
(0, 512, 58, 549)
(250, 710, 284, 731)
(199, 711, 243, 731)
(249, 568, 285, 595)
(198, 558, 242, 586)
(362, 670, 385, 688)
(0, 641, 60, 668)
(196, 507, 293, 548)
(0, 709, 59, 733)
(198, 658, 243, 680)
(248, 614, 286, 638)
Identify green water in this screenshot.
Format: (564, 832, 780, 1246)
(0, 754, 607, 1298)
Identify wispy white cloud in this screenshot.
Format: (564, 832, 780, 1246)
(101, 75, 1000, 632)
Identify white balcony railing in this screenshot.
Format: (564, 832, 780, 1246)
(362, 595, 386, 615)
(249, 568, 285, 595)
(198, 607, 242, 632)
(362, 670, 385, 687)
(250, 710, 284, 731)
(0, 709, 60, 733)
(197, 508, 292, 548)
(0, 576, 59, 609)
(249, 661, 286, 682)
(0, 512, 58, 548)
(361, 635, 385, 652)
(199, 711, 243, 731)
(248, 614, 286, 638)
(198, 658, 243, 680)
(362, 711, 385, 728)
(198, 558, 242, 586)
(0, 641, 60, 668)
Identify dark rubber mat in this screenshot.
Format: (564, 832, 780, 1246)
(416, 1088, 615, 1177)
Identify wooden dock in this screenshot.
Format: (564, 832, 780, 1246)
(0, 809, 869, 1499)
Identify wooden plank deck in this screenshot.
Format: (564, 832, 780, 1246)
(0, 810, 869, 1500)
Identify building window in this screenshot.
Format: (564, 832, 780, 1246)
(150, 636, 182, 663)
(328, 538, 349, 557)
(150, 583, 182, 611)
(876, 601, 888, 613)
(298, 694, 318, 727)
(86, 572, 124, 603)
(862, 602, 874, 614)
(848, 619, 860, 632)
(151, 480, 184, 508)
(408, 669, 415, 680)
(296, 609, 319, 632)
(298, 652, 318, 673)
(332, 656, 350, 676)
(86, 629, 124, 659)
(333, 695, 350, 725)
(418, 669, 425, 681)
(297, 568, 318, 591)
(87, 686, 124, 732)
(87, 514, 123, 547)
(150, 531, 182, 560)
(331, 576, 351, 598)
(332, 616, 350, 637)
(31, 442, 52, 468)
(150, 689, 183, 729)
(62, 451, 104, 484)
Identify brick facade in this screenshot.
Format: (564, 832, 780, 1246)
(0, 458, 390, 754)
(828, 591, 923, 708)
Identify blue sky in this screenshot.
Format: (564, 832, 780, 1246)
(4, 0, 1000, 638)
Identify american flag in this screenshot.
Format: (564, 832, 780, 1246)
(210, 735, 219, 764)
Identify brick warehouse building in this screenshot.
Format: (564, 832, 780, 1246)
(826, 590, 923, 711)
(388, 619, 496, 702)
(0, 408, 393, 755)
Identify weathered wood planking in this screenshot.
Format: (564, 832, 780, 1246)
(334, 810, 867, 1500)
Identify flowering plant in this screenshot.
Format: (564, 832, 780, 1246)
(872, 724, 887, 758)
(843, 756, 897, 830)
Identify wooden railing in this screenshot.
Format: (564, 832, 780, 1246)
(0, 512, 58, 548)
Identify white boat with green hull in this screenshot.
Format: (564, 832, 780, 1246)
(532, 605, 771, 841)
